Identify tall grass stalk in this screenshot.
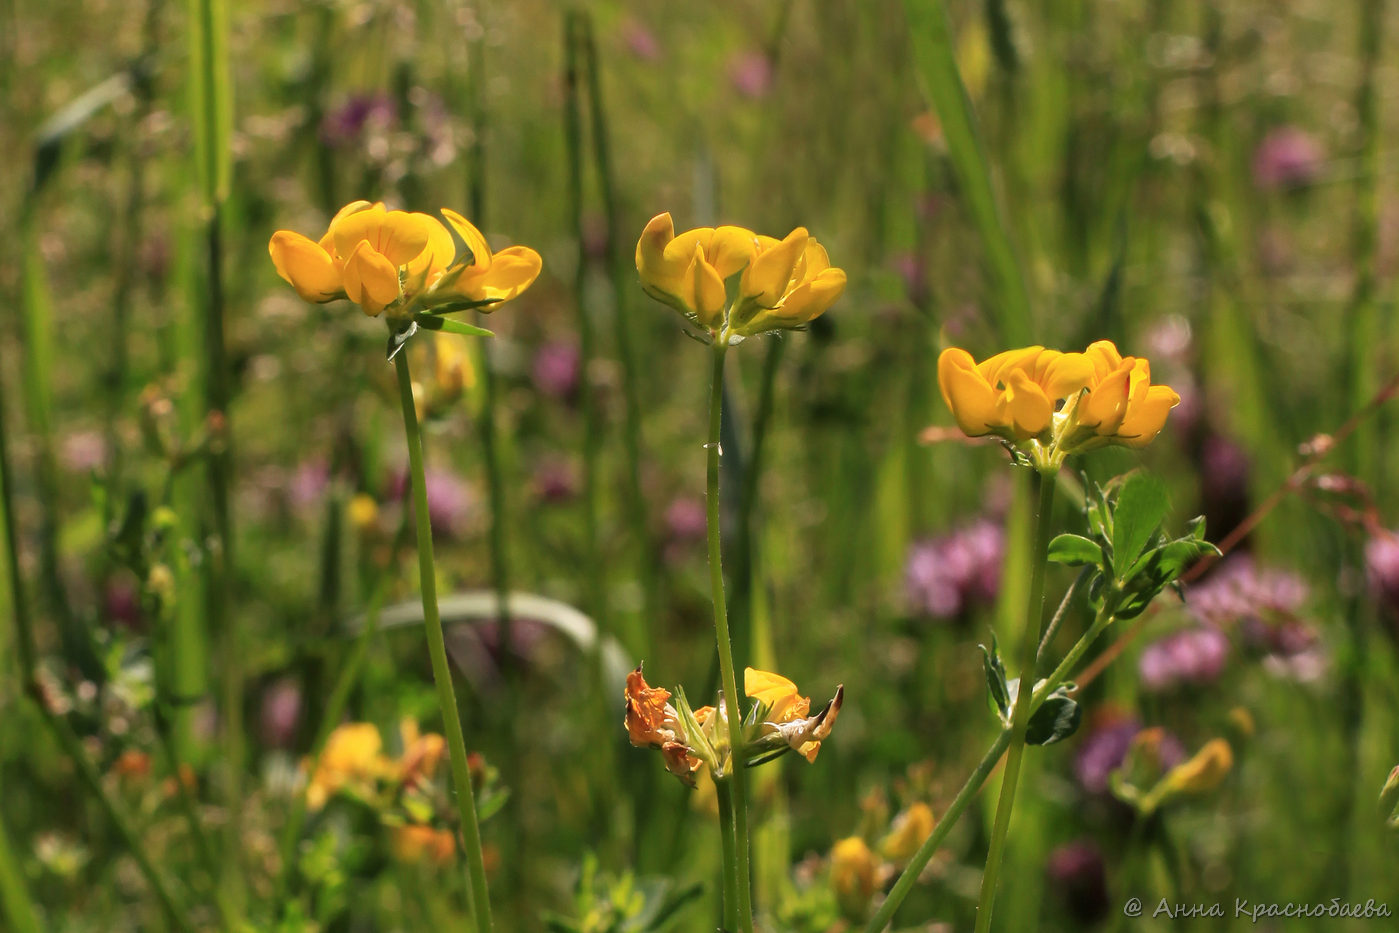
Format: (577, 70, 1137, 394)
(578, 10, 656, 654)
(903, 0, 1031, 345)
(0, 789, 39, 933)
(705, 342, 755, 933)
(972, 470, 1055, 933)
(393, 351, 495, 933)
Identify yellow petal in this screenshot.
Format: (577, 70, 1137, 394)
(740, 226, 809, 307)
(441, 208, 494, 270)
(318, 200, 377, 255)
(1039, 351, 1094, 399)
(332, 206, 434, 268)
(770, 267, 846, 325)
(977, 345, 1044, 386)
(999, 367, 1053, 436)
(682, 246, 727, 327)
(745, 667, 809, 723)
(707, 225, 757, 278)
(342, 240, 400, 316)
(1078, 361, 1132, 434)
(1083, 339, 1124, 381)
(269, 230, 343, 302)
(1119, 383, 1180, 447)
(938, 348, 1002, 437)
(461, 245, 542, 308)
(406, 214, 457, 293)
(1160, 739, 1233, 796)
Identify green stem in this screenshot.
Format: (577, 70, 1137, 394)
(715, 778, 740, 931)
(1036, 601, 1112, 699)
(0, 767, 41, 933)
(706, 343, 754, 932)
(864, 728, 1012, 933)
(395, 352, 494, 933)
(973, 469, 1056, 933)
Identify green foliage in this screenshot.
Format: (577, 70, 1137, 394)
(543, 854, 703, 933)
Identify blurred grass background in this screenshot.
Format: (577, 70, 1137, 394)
(3, 0, 1399, 929)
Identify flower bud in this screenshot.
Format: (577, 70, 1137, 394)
(830, 836, 877, 920)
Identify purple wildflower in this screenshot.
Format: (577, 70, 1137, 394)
(532, 460, 579, 504)
(319, 93, 396, 148)
(1074, 718, 1185, 795)
(1252, 126, 1324, 191)
(622, 19, 661, 61)
(259, 678, 302, 750)
(904, 520, 1004, 620)
(532, 342, 582, 401)
(1138, 626, 1230, 693)
(727, 51, 774, 99)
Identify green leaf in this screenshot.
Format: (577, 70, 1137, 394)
(980, 637, 1010, 722)
(1111, 472, 1169, 580)
(418, 296, 501, 316)
(1047, 534, 1103, 568)
(414, 313, 495, 338)
(1027, 687, 1082, 746)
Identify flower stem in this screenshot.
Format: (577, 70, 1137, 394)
(715, 778, 740, 931)
(706, 342, 754, 933)
(973, 468, 1056, 933)
(394, 352, 494, 933)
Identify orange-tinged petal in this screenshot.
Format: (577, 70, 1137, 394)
(269, 231, 343, 302)
(441, 208, 494, 270)
(624, 666, 677, 747)
(741, 226, 809, 307)
(938, 348, 1002, 436)
(342, 240, 400, 316)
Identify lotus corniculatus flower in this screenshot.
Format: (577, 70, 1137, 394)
(624, 665, 843, 786)
(1110, 732, 1234, 815)
(636, 212, 845, 343)
(269, 201, 541, 345)
(937, 340, 1179, 469)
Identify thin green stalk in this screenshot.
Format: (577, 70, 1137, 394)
(868, 587, 1116, 933)
(973, 470, 1056, 933)
(864, 728, 1012, 933)
(577, 10, 656, 653)
(394, 352, 494, 933)
(0, 769, 41, 933)
(715, 778, 740, 931)
(706, 343, 754, 933)
(563, 11, 608, 646)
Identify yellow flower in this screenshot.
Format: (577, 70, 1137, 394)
(744, 667, 844, 763)
(937, 345, 1093, 440)
(879, 802, 935, 862)
(830, 836, 877, 918)
(347, 494, 380, 533)
(397, 719, 448, 785)
(1157, 738, 1233, 797)
(305, 722, 390, 810)
(636, 212, 845, 341)
(1072, 340, 1181, 449)
(269, 201, 541, 318)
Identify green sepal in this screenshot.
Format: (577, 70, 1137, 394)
(413, 313, 495, 338)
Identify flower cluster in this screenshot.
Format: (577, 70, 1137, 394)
(904, 519, 1004, 620)
(635, 212, 846, 343)
(623, 666, 843, 786)
(269, 201, 541, 318)
(937, 340, 1180, 468)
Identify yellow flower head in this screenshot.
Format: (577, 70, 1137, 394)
(937, 339, 1179, 468)
(636, 212, 845, 342)
(1158, 738, 1233, 797)
(305, 722, 390, 810)
(830, 836, 877, 917)
(269, 201, 541, 318)
(879, 802, 935, 862)
(744, 667, 844, 763)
